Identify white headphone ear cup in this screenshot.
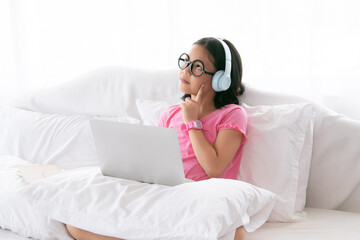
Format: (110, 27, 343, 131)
(212, 70, 224, 92)
(221, 76, 231, 91)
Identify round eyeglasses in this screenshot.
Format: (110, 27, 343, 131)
(178, 53, 215, 77)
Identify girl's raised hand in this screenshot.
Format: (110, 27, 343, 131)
(180, 84, 204, 124)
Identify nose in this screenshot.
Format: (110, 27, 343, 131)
(182, 64, 191, 75)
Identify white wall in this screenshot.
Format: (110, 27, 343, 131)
(1, 0, 360, 119)
(0, 0, 17, 101)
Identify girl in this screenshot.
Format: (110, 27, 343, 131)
(66, 37, 247, 240)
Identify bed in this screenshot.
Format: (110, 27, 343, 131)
(1, 66, 360, 239)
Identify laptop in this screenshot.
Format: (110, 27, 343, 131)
(89, 119, 186, 186)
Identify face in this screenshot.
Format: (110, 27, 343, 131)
(178, 44, 216, 96)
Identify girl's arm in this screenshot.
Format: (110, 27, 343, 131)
(188, 128, 243, 178)
(180, 84, 244, 178)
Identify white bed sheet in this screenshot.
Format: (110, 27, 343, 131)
(0, 228, 30, 239)
(2, 208, 360, 240)
(246, 208, 360, 240)
(0, 228, 237, 240)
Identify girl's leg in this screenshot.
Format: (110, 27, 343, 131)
(66, 224, 244, 240)
(66, 224, 124, 240)
(234, 226, 245, 240)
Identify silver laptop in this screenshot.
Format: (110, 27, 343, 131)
(89, 119, 186, 186)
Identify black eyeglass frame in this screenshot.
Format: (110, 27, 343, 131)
(178, 53, 215, 77)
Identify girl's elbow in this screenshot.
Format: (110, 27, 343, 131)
(202, 157, 229, 178)
(205, 168, 224, 178)
(204, 160, 231, 178)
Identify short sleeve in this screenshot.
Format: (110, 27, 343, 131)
(216, 105, 247, 144)
(157, 110, 168, 127)
(157, 105, 179, 128)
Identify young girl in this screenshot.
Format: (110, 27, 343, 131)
(66, 37, 247, 240)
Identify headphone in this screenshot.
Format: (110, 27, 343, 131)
(212, 38, 232, 92)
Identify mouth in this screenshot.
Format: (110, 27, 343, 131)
(180, 78, 189, 84)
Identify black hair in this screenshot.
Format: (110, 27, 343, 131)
(181, 37, 245, 109)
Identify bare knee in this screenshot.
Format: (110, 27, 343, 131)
(66, 224, 80, 239)
(234, 226, 245, 240)
(66, 224, 99, 240)
(65, 224, 124, 240)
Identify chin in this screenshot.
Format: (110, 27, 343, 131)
(178, 83, 190, 95)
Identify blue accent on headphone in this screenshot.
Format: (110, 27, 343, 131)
(212, 38, 232, 92)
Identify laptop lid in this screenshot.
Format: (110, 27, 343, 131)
(89, 119, 185, 186)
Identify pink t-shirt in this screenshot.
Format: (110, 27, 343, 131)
(158, 104, 247, 181)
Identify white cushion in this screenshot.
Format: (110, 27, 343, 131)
(0, 156, 72, 240)
(0, 106, 140, 169)
(6, 66, 180, 119)
(240, 86, 360, 213)
(306, 105, 360, 212)
(136, 100, 314, 222)
(239, 103, 314, 222)
(19, 167, 277, 240)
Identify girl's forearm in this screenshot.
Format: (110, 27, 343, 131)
(188, 129, 225, 178)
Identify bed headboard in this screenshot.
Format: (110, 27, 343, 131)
(6, 66, 180, 119)
(5, 65, 360, 213)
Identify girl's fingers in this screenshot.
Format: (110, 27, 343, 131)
(195, 84, 204, 102)
(185, 97, 196, 104)
(180, 102, 186, 109)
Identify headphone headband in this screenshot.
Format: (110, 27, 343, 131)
(216, 38, 231, 77)
(211, 38, 232, 92)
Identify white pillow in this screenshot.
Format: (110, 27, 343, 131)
(239, 103, 314, 222)
(136, 99, 180, 126)
(0, 106, 140, 169)
(0, 156, 72, 240)
(135, 99, 314, 223)
(19, 167, 276, 240)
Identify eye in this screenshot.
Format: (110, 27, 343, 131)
(195, 64, 202, 70)
(182, 54, 189, 62)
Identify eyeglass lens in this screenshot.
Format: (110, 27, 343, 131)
(178, 53, 204, 77)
